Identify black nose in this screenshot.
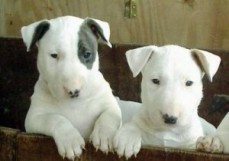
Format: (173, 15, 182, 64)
(69, 89, 80, 98)
(162, 114, 177, 124)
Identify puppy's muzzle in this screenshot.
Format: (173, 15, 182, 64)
(63, 78, 83, 98)
(162, 114, 177, 124)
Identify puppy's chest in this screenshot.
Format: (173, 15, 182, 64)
(142, 130, 196, 148)
(55, 100, 103, 135)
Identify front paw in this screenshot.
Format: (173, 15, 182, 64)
(113, 126, 141, 159)
(196, 136, 224, 153)
(90, 126, 116, 154)
(53, 127, 85, 160)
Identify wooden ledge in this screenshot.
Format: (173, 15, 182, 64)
(1, 126, 229, 161)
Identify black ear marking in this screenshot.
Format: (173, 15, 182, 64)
(90, 24, 99, 39)
(85, 19, 108, 44)
(29, 21, 50, 50)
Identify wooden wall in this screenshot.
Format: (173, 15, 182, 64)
(1, 0, 229, 49)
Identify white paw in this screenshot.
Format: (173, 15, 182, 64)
(196, 136, 224, 153)
(53, 127, 85, 160)
(90, 125, 116, 154)
(113, 125, 141, 159)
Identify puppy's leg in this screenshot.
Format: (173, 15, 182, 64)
(196, 136, 224, 153)
(25, 112, 85, 160)
(90, 101, 121, 154)
(200, 117, 216, 135)
(216, 113, 229, 153)
(197, 117, 223, 153)
(197, 113, 229, 153)
(113, 122, 142, 159)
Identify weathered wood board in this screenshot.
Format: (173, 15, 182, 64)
(1, 126, 229, 161)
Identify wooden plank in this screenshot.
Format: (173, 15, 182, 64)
(14, 131, 229, 161)
(1, 0, 229, 49)
(16, 133, 68, 161)
(0, 127, 19, 161)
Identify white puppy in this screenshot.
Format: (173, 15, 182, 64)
(114, 45, 221, 159)
(197, 112, 229, 153)
(21, 16, 121, 160)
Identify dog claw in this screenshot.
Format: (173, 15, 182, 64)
(81, 144, 86, 150)
(62, 155, 65, 160)
(95, 146, 99, 152)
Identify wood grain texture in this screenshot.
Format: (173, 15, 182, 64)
(0, 127, 228, 161)
(1, 0, 229, 49)
(0, 127, 19, 161)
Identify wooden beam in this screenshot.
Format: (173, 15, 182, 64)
(1, 0, 229, 49)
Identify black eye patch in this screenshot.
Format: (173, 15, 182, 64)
(77, 20, 99, 69)
(77, 40, 96, 69)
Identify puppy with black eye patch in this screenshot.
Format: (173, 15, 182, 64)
(114, 45, 221, 159)
(21, 16, 121, 160)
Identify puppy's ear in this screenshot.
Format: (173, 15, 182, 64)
(191, 49, 221, 82)
(83, 17, 112, 48)
(126, 46, 158, 77)
(21, 20, 50, 52)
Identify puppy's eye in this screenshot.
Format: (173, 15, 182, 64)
(186, 80, 193, 86)
(83, 52, 92, 59)
(50, 53, 58, 59)
(152, 79, 160, 85)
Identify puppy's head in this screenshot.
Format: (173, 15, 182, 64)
(21, 16, 111, 99)
(126, 45, 221, 127)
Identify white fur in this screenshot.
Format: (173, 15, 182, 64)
(114, 45, 221, 159)
(21, 16, 121, 160)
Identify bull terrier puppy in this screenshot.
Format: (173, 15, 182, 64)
(21, 16, 121, 160)
(114, 45, 221, 159)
